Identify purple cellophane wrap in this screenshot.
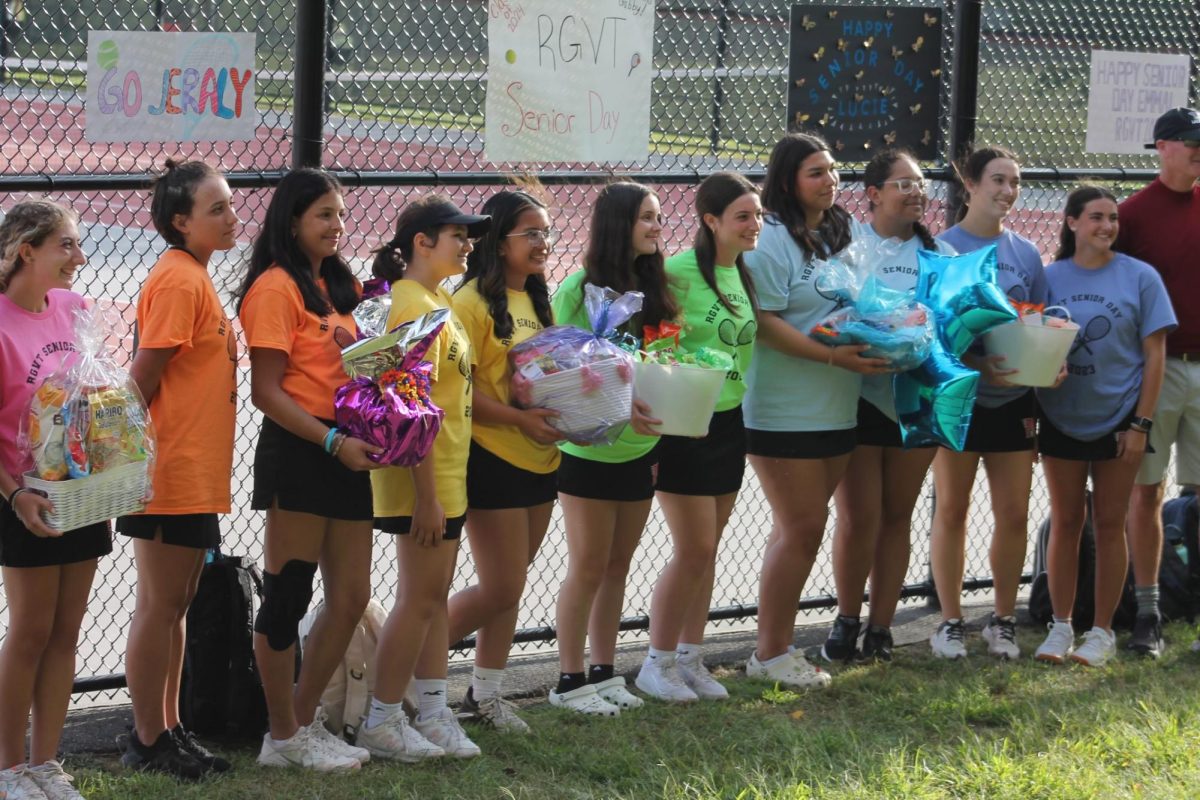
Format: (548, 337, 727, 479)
(334, 308, 448, 465)
(334, 363, 443, 466)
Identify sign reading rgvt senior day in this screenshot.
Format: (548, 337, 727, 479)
(86, 31, 256, 143)
(787, 6, 942, 160)
(485, 0, 654, 163)
(1086, 50, 1190, 154)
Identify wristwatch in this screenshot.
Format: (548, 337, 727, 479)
(1131, 416, 1154, 433)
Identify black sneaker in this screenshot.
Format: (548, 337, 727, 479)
(861, 625, 894, 662)
(120, 729, 206, 781)
(173, 726, 232, 773)
(1127, 613, 1164, 659)
(820, 614, 862, 663)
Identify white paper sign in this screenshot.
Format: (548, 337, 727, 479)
(86, 31, 257, 143)
(485, 0, 655, 163)
(1086, 49, 1190, 154)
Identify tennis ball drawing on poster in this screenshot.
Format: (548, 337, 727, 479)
(484, 0, 655, 164)
(85, 31, 256, 143)
(787, 5, 942, 160)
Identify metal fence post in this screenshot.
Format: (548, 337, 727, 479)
(708, 0, 732, 154)
(293, 0, 328, 170)
(945, 0, 983, 224)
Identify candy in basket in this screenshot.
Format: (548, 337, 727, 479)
(19, 304, 155, 530)
(809, 237, 934, 372)
(335, 296, 448, 467)
(509, 284, 643, 444)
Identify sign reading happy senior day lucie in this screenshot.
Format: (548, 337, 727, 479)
(787, 5, 943, 160)
(484, 0, 655, 164)
(1085, 50, 1191, 154)
(86, 31, 256, 143)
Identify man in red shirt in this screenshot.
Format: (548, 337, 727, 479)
(1118, 107, 1200, 659)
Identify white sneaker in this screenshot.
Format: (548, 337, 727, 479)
(257, 724, 361, 771)
(1071, 627, 1117, 667)
(591, 676, 645, 709)
(311, 707, 370, 764)
(1034, 621, 1076, 664)
(930, 619, 968, 660)
(0, 765, 50, 800)
(982, 614, 1021, 660)
(676, 655, 729, 700)
(548, 683, 620, 716)
(355, 709, 445, 762)
(746, 651, 832, 689)
(413, 707, 481, 759)
(25, 761, 82, 800)
(635, 656, 699, 703)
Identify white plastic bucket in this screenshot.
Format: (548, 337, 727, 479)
(982, 318, 1080, 387)
(633, 361, 726, 437)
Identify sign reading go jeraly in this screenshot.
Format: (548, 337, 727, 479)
(787, 5, 943, 159)
(485, 0, 655, 164)
(86, 31, 256, 143)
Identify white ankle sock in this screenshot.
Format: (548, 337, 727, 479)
(471, 666, 505, 702)
(365, 698, 404, 729)
(646, 646, 673, 663)
(676, 642, 703, 662)
(414, 678, 448, 720)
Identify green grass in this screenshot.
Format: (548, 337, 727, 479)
(64, 622, 1200, 799)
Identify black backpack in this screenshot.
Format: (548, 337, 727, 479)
(179, 552, 268, 740)
(1148, 489, 1200, 623)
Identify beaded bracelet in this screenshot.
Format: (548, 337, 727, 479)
(329, 432, 348, 458)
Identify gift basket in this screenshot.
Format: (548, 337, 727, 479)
(809, 238, 934, 372)
(335, 287, 447, 467)
(509, 284, 642, 444)
(633, 322, 732, 437)
(20, 304, 154, 531)
(982, 303, 1078, 387)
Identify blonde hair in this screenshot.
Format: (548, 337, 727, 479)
(0, 200, 78, 292)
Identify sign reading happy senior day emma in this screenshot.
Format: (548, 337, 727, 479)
(86, 31, 256, 143)
(1085, 50, 1191, 154)
(484, 0, 655, 163)
(787, 5, 943, 160)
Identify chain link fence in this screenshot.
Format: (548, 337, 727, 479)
(0, 0, 1195, 701)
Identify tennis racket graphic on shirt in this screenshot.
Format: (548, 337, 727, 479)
(1008, 284, 1028, 303)
(814, 282, 851, 310)
(718, 318, 758, 347)
(1070, 315, 1112, 356)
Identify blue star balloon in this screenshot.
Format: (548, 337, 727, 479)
(894, 244, 1017, 450)
(894, 338, 979, 450)
(914, 245, 1017, 357)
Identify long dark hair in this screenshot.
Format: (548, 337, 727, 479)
(581, 182, 679, 328)
(863, 148, 937, 250)
(150, 159, 221, 248)
(1056, 185, 1117, 261)
(456, 190, 553, 339)
(760, 132, 852, 260)
(953, 144, 1019, 223)
(693, 172, 759, 317)
(235, 169, 358, 316)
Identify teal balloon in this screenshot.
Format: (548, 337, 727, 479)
(915, 245, 1017, 357)
(894, 338, 980, 451)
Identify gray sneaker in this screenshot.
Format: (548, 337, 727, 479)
(25, 761, 82, 800)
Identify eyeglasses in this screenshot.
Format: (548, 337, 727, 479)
(505, 228, 559, 247)
(882, 178, 929, 194)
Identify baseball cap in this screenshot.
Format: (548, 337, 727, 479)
(392, 198, 491, 247)
(1145, 107, 1200, 149)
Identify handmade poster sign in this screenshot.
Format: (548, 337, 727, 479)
(786, 5, 942, 159)
(86, 31, 256, 143)
(1085, 50, 1190, 154)
(484, 0, 655, 163)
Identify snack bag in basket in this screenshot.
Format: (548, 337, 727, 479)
(508, 284, 643, 444)
(19, 303, 156, 488)
(334, 305, 448, 467)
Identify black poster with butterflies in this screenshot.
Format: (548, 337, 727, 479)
(787, 5, 943, 159)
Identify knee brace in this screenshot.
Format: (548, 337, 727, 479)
(254, 559, 318, 651)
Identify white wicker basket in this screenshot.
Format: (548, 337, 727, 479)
(525, 358, 632, 441)
(22, 460, 149, 531)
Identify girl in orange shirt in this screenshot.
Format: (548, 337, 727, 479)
(118, 160, 239, 780)
(234, 169, 382, 772)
